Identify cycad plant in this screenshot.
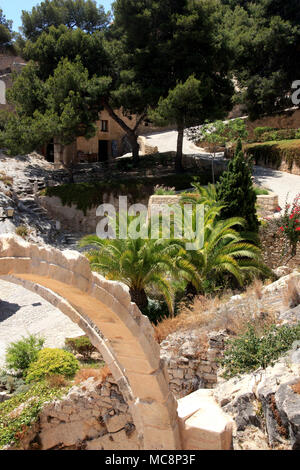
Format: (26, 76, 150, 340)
(181, 205, 269, 294)
(181, 182, 220, 208)
(79, 216, 199, 314)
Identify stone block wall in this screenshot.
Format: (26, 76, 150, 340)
(160, 330, 227, 399)
(149, 194, 279, 219)
(256, 193, 279, 214)
(7, 374, 140, 451)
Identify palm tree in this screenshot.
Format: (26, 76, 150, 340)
(180, 206, 270, 294)
(79, 233, 199, 314)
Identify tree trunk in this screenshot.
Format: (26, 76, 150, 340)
(128, 134, 140, 165)
(175, 126, 184, 173)
(130, 287, 148, 311)
(211, 151, 215, 185)
(102, 101, 144, 165)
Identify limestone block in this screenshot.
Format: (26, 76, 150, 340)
(178, 390, 233, 450)
(126, 369, 170, 402)
(10, 257, 32, 275)
(0, 235, 29, 257)
(106, 413, 131, 433)
(63, 250, 91, 279)
(136, 393, 178, 429)
(182, 407, 233, 450)
(30, 260, 50, 277)
(0, 258, 15, 275)
(40, 420, 103, 449)
(177, 389, 214, 424)
(143, 423, 182, 450)
(117, 353, 159, 374)
(48, 264, 73, 285)
(71, 272, 92, 293)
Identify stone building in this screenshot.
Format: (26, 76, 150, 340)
(0, 51, 27, 109)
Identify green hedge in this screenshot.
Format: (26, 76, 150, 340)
(245, 140, 300, 170)
(253, 127, 300, 143)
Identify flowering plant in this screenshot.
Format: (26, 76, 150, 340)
(279, 194, 300, 256)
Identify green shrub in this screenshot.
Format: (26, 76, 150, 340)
(0, 381, 70, 448)
(254, 128, 300, 143)
(254, 127, 277, 141)
(65, 336, 97, 360)
(25, 349, 80, 383)
(5, 335, 45, 375)
(221, 323, 300, 378)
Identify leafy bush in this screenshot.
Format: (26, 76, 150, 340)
(253, 127, 277, 141)
(253, 127, 300, 143)
(0, 381, 70, 448)
(277, 193, 300, 256)
(5, 335, 45, 374)
(65, 336, 97, 360)
(221, 323, 300, 378)
(25, 349, 79, 383)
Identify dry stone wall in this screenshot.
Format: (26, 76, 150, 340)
(24, 375, 140, 450)
(160, 330, 227, 399)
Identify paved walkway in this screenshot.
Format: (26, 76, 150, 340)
(253, 165, 300, 209)
(0, 280, 83, 368)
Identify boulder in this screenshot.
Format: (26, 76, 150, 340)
(275, 379, 300, 450)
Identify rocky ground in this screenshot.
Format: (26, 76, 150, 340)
(0, 152, 83, 248)
(214, 331, 300, 450)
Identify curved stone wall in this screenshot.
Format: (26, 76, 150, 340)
(0, 235, 180, 450)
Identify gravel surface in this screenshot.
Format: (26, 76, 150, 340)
(0, 280, 83, 368)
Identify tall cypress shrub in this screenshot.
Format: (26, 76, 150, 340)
(216, 139, 259, 232)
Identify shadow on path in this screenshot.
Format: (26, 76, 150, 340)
(0, 300, 21, 322)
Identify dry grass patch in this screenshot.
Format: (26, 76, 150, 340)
(0, 171, 13, 186)
(154, 279, 279, 343)
(291, 380, 300, 395)
(46, 374, 68, 389)
(74, 365, 111, 385)
(154, 295, 222, 343)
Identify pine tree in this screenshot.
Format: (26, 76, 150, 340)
(216, 139, 259, 232)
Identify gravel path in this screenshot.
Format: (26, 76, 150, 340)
(0, 280, 83, 368)
(253, 165, 300, 209)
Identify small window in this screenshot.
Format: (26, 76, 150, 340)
(100, 120, 108, 132)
